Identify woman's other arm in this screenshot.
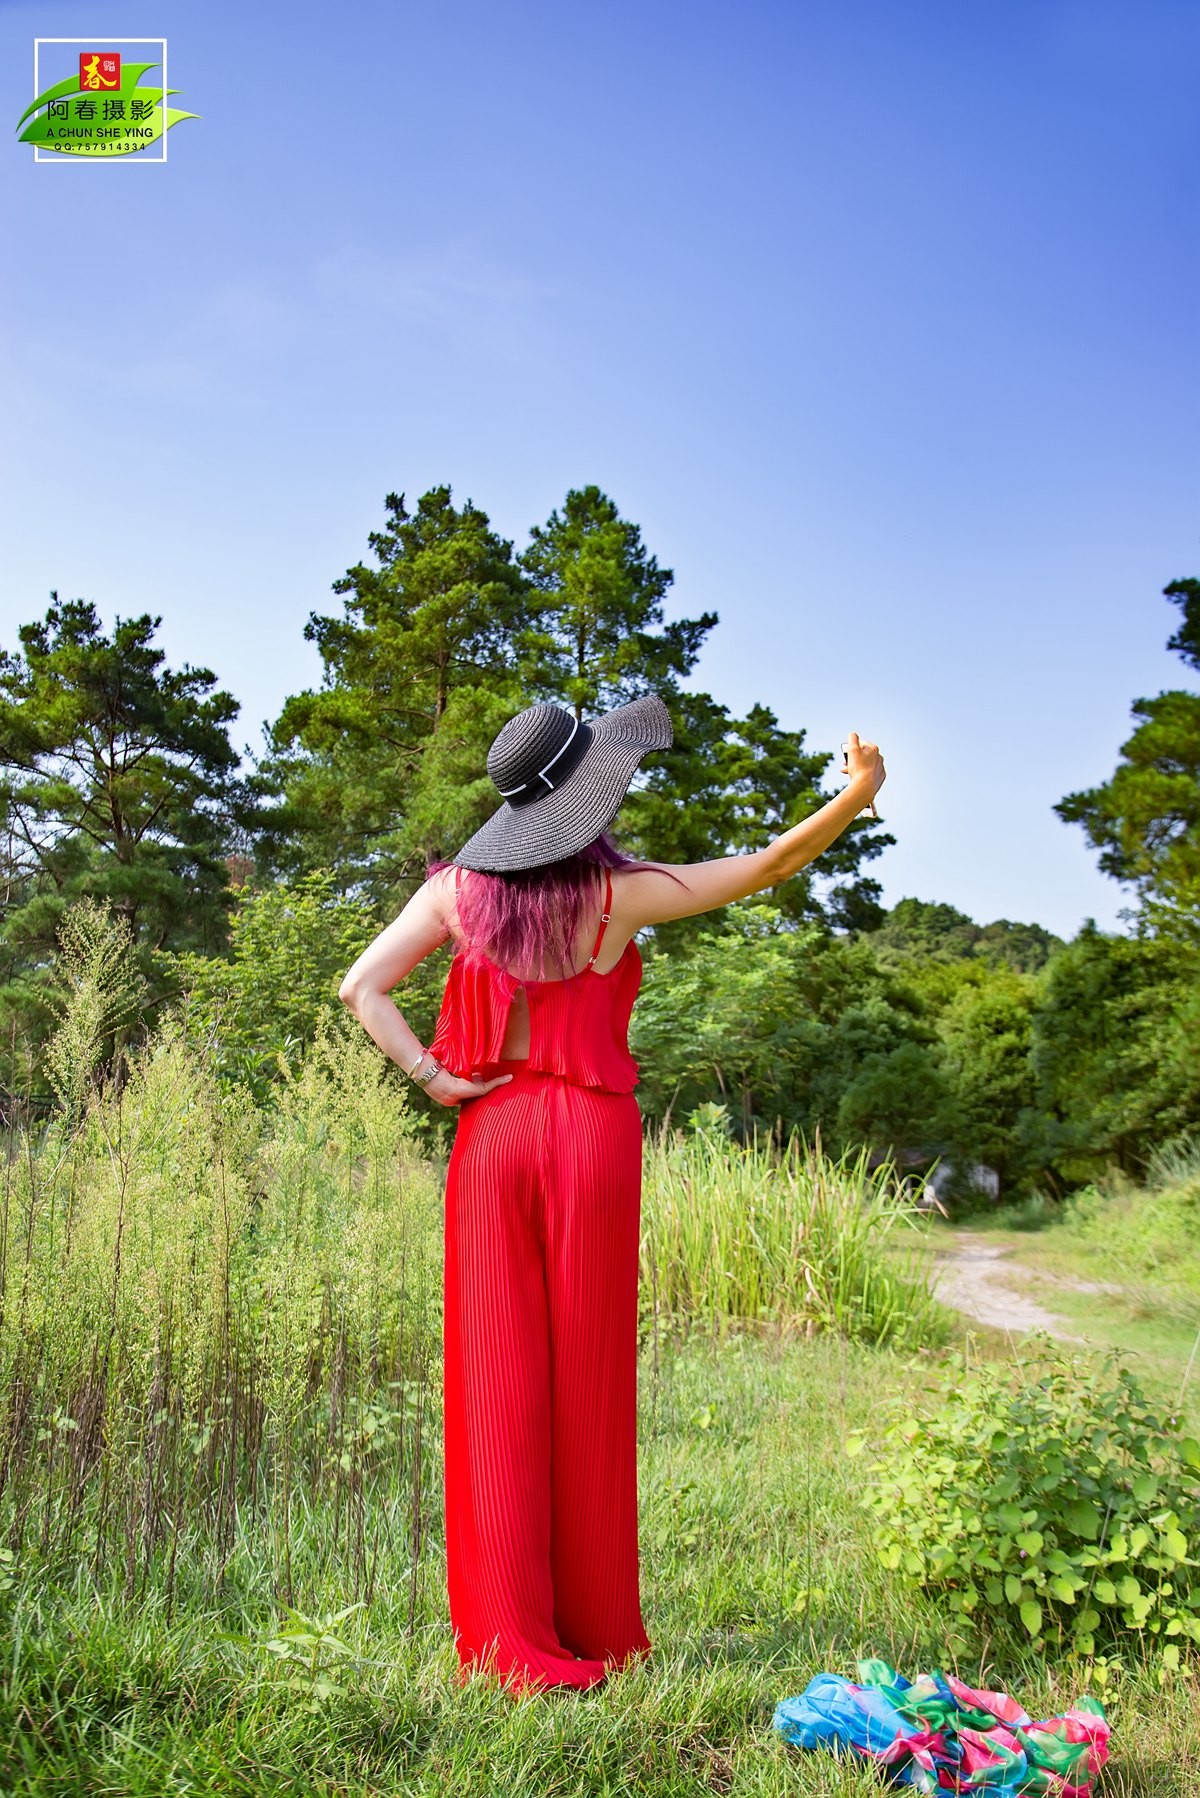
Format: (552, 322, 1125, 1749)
(621, 731, 886, 927)
(338, 867, 512, 1106)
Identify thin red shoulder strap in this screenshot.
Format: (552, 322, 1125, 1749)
(586, 868, 613, 967)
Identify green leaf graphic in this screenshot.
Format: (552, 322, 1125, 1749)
(16, 62, 199, 156)
(16, 63, 163, 129)
(18, 89, 199, 157)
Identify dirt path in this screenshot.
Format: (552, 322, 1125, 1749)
(930, 1233, 1088, 1341)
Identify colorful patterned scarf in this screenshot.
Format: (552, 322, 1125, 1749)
(773, 1660, 1109, 1794)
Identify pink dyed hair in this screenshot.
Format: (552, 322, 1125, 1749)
(427, 829, 685, 979)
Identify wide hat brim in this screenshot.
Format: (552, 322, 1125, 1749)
(452, 693, 674, 872)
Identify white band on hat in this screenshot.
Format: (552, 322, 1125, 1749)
(496, 713, 581, 797)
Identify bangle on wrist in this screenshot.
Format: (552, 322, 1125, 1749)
(412, 1054, 444, 1088)
(406, 1047, 426, 1077)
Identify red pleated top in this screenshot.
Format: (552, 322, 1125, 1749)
(429, 866, 642, 1093)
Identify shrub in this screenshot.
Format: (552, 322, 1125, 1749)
(165, 871, 381, 1099)
(44, 898, 146, 1110)
(849, 1336, 1200, 1673)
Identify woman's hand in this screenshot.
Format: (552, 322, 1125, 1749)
(422, 1067, 515, 1108)
(842, 730, 886, 800)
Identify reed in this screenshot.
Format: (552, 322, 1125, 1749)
(640, 1117, 947, 1349)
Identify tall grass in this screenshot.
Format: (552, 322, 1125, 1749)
(640, 1119, 947, 1350)
(1144, 1129, 1200, 1194)
(1059, 1144, 1200, 1327)
(0, 991, 443, 1615)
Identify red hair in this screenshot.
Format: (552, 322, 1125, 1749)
(427, 830, 685, 980)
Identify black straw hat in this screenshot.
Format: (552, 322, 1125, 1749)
(451, 693, 674, 872)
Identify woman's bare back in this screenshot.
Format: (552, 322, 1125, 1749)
(447, 871, 636, 1057)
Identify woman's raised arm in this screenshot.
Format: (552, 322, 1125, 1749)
(618, 731, 886, 929)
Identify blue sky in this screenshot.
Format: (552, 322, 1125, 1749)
(2, 0, 1197, 941)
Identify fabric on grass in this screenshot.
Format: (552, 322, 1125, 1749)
(772, 1660, 1109, 1795)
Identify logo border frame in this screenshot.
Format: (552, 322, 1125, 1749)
(32, 37, 170, 164)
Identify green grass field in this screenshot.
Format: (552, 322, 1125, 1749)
(4, 1321, 1198, 1795)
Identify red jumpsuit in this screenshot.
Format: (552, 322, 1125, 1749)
(429, 866, 653, 1695)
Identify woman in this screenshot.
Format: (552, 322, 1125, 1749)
(339, 694, 886, 1698)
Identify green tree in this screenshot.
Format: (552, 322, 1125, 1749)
(257, 480, 891, 946)
(632, 905, 937, 1148)
(866, 896, 1063, 973)
(256, 487, 530, 898)
(709, 700, 890, 932)
(0, 597, 246, 1075)
(867, 898, 982, 963)
(935, 968, 1038, 1198)
(1055, 578, 1200, 941)
(631, 901, 830, 1138)
(972, 917, 1065, 974)
(623, 692, 893, 952)
(515, 487, 889, 932)
(834, 1040, 953, 1170)
(1021, 921, 1200, 1187)
(518, 484, 716, 714)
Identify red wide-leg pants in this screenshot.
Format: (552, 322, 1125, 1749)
(442, 1060, 653, 1695)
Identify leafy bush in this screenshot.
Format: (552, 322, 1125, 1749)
(849, 1337, 1200, 1673)
(165, 870, 381, 1098)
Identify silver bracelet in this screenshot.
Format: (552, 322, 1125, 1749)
(412, 1054, 444, 1088)
(406, 1047, 426, 1076)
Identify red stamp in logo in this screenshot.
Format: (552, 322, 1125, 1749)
(79, 52, 120, 92)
